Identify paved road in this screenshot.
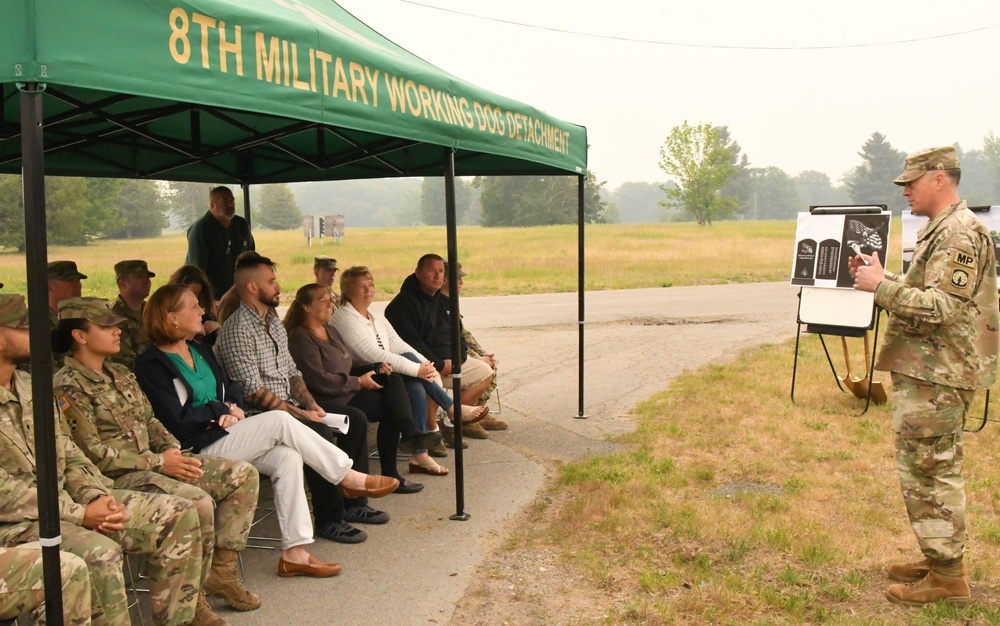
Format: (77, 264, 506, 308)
(226, 282, 801, 625)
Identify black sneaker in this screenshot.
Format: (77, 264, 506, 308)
(315, 520, 367, 544)
(398, 431, 444, 454)
(393, 477, 424, 495)
(344, 505, 391, 525)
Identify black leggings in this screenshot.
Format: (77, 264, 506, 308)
(345, 374, 418, 478)
(297, 406, 369, 523)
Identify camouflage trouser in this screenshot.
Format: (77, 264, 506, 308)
(0, 543, 92, 626)
(113, 454, 259, 583)
(108, 490, 203, 626)
(11, 522, 127, 626)
(891, 373, 974, 562)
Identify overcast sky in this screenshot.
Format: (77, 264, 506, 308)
(336, 0, 1000, 189)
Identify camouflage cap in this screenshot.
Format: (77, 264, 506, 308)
(47, 260, 88, 281)
(58, 297, 126, 326)
(114, 259, 156, 280)
(313, 255, 338, 271)
(443, 261, 468, 278)
(894, 146, 961, 185)
(0, 294, 29, 329)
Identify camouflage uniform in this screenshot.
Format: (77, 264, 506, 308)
(875, 199, 1000, 562)
(463, 326, 497, 402)
(109, 296, 147, 371)
(0, 543, 92, 626)
(55, 356, 259, 573)
(0, 368, 204, 626)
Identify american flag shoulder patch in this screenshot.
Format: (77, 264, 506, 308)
(58, 397, 71, 413)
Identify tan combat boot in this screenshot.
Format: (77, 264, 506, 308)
(887, 556, 932, 583)
(886, 557, 971, 607)
(190, 591, 230, 626)
(204, 548, 261, 611)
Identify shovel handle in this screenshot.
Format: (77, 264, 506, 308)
(863, 332, 873, 372)
(841, 336, 852, 377)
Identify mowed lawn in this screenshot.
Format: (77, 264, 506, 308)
(0, 220, 894, 301)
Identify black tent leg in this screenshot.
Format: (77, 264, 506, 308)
(444, 148, 469, 522)
(241, 182, 252, 230)
(21, 84, 65, 626)
(576, 174, 586, 419)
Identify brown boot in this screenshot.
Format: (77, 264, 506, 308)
(461, 422, 489, 439)
(886, 558, 971, 607)
(887, 557, 932, 583)
(440, 424, 467, 450)
(190, 591, 230, 626)
(480, 415, 508, 431)
(204, 548, 261, 611)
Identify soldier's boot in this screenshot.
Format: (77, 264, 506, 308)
(204, 548, 261, 611)
(887, 556, 932, 583)
(190, 591, 230, 626)
(886, 557, 971, 607)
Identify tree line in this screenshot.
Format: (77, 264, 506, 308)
(657, 123, 1000, 225)
(3, 127, 1000, 247)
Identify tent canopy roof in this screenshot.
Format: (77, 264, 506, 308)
(0, 0, 586, 183)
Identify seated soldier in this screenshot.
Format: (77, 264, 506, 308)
(441, 262, 506, 432)
(47, 261, 86, 330)
(215, 252, 384, 544)
(109, 259, 155, 369)
(0, 544, 93, 626)
(53, 297, 262, 617)
(0, 294, 209, 626)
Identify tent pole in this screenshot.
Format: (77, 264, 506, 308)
(444, 148, 470, 521)
(241, 182, 252, 230)
(21, 84, 65, 626)
(576, 174, 586, 419)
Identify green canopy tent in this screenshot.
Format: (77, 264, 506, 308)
(2, 1, 587, 621)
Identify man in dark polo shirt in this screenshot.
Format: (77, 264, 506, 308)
(185, 186, 255, 301)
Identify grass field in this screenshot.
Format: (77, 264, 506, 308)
(523, 334, 1000, 625)
(0, 220, 903, 301)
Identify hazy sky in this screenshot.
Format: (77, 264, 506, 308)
(336, 0, 1000, 189)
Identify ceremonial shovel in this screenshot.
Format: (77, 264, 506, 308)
(857, 331, 888, 405)
(839, 337, 865, 398)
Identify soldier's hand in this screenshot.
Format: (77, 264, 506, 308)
(83, 496, 127, 534)
(852, 251, 885, 293)
(479, 354, 497, 370)
(161, 448, 203, 483)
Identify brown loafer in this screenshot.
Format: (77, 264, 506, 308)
(277, 555, 342, 578)
(341, 474, 399, 499)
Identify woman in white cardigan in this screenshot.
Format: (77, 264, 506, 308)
(329, 266, 486, 471)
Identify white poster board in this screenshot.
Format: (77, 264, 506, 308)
(791, 207, 891, 289)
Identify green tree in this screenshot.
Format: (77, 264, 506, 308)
(658, 121, 738, 225)
(982, 132, 1000, 202)
(748, 167, 800, 220)
(257, 183, 303, 230)
(47, 177, 93, 245)
(608, 181, 669, 223)
(0, 174, 25, 250)
(793, 170, 850, 209)
(953, 144, 991, 206)
(83, 179, 126, 239)
(476, 171, 607, 227)
(419, 177, 473, 225)
(844, 132, 907, 214)
(167, 181, 214, 228)
(110, 180, 168, 239)
(719, 127, 753, 217)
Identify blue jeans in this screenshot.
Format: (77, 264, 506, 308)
(401, 352, 453, 438)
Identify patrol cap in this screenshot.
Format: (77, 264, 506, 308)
(0, 294, 30, 329)
(313, 255, 338, 271)
(443, 261, 468, 278)
(894, 146, 961, 186)
(58, 297, 126, 326)
(114, 260, 155, 280)
(48, 260, 88, 281)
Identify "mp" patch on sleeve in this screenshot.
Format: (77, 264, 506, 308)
(952, 250, 975, 268)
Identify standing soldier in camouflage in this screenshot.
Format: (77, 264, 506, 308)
(47, 261, 86, 330)
(851, 146, 999, 606)
(313, 256, 340, 306)
(110, 260, 155, 370)
(0, 293, 207, 626)
(0, 543, 92, 626)
(52, 298, 261, 622)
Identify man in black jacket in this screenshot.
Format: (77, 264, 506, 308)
(384, 254, 495, 438)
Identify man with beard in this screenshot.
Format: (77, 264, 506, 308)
(215, 252, 378, 544)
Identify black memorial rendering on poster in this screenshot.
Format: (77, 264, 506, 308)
(792, 209, 891, 289)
